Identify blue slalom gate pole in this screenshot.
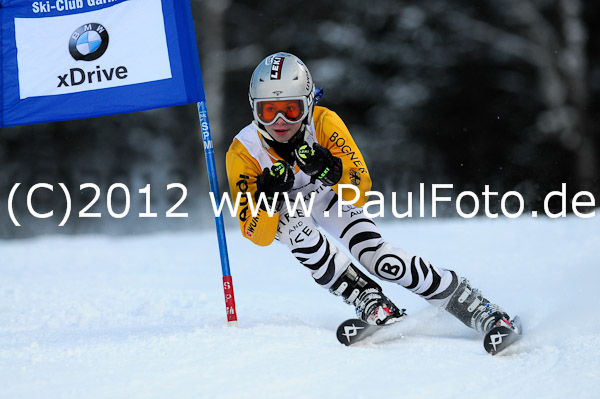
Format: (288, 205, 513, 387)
(197, 101, 238, 326)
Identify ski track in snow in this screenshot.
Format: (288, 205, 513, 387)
(1, 216, 599, 399)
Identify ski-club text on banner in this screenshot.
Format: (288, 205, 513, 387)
(0, 0, 204, 127)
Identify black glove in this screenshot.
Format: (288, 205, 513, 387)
(295, 142, 342, 186)
(255, 160, 295, 211)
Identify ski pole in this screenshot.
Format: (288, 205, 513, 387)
(197, 101, 238, 326)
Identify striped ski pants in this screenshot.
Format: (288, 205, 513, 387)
(277, 188, 459, 306)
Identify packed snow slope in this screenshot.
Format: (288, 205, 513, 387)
(1, 215, 599, 399)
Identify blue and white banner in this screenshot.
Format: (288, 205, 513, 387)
(0, 0, 204, 127)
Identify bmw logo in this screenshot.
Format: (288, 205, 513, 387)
(69, 23, 109, 61)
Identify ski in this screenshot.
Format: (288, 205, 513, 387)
(336, 314, 406, 346)
(483, 315, 523, 355)
(336, 318, 383, 346)
(338, 314, 523, 353)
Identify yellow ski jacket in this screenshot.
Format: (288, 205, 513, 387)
(226, 106, 372, 246)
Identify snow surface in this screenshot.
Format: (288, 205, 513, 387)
(1, 216, 599, 399)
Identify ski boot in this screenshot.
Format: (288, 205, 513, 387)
(354, 288, 405, 325)
(330, 264, 405, 325)
(444, 278, 518, 334)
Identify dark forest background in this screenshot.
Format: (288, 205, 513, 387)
(1, 0, 598, 238)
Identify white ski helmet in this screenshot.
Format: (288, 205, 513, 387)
(249, 52, 315, 127)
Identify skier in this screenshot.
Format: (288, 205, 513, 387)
(226, 52, 517, 336)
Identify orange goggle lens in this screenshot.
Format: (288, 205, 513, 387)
(255, 99, 306, 125)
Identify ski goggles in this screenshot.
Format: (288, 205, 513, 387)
(253, 97, 308, 126)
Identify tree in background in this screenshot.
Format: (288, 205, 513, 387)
(0, 0, 597, 238)
(221, 0, 598, 210)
